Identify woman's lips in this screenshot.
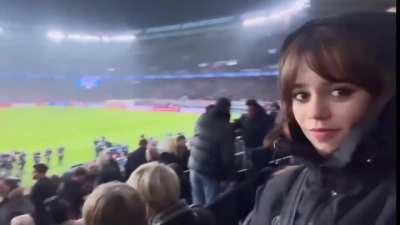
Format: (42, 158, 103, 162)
(309, 128, 341, 141)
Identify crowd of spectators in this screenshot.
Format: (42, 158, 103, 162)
(0, 76, 278, 103)
(0, 11, 396, 225)
(0, 97, 280, 225)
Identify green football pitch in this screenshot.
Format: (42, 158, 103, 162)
(0, 107, 200, 187)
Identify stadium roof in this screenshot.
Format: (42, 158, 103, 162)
(0, 0, 394, 31)
(0, 0, 395, 76)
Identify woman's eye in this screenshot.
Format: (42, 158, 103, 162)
(292, 92, 310, 102)
(331, 88, 354, 98)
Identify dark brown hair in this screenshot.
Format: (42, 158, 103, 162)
(267, 12, 396, 147)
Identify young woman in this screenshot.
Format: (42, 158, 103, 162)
(244, 12, 395, 225)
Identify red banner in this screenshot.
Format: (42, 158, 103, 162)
(152, 106, 181, 112)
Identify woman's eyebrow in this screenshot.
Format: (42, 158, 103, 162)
(293, 83, 306, 88)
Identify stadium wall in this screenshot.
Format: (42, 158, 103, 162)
(0, 99, 277, 114)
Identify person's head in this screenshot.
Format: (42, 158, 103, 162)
(215, 97, 231, 112)
(278, 12, 395, 157)
(246, 99, 262, 118)
(49, 175, 62, 188)
(44, 196, 71, 224)
(126, 162, 180, 216)
(72, 167, 88, 183)
(82, 182, 146, 225)
(139, 137, 148, 148)
(0, 177, 19, 198)
(268, 101, 280, 113)
(33, 163, 48, 180)
(205, 104, 215, 113)
(176, 135, 186, 148)
(146, 139, 160, 161)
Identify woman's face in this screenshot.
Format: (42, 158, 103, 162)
(291, 63, 372, 157)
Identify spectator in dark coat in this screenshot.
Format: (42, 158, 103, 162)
(95, 158, 124, 186)
(30, 163, 57, 225)
(124, 138, 148, 180)
(168, 163, 192, 203)
(244, 12, 396, 225)
(57, 167, 90, 219)
(0, 178, 33, 225)
(44, 196, 83, 225)
(232, 99, 275, 148)
(188, 97, 236, 205)
(174, 135, 191, 171)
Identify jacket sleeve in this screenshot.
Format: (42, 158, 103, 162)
(243, 166, 304, 225)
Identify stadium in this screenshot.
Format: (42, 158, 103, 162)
(0, 1, 396, 225)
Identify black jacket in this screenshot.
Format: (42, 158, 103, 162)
(30, 177, 57, 208)
(124, 146, 147, 180)
(233, 112, 275, 148)
(245, 163, 395, 225)
(244, 97, 396, 225)
(188, 109, 235, 180)
(30, 177, 58, 225)
(57, 179, 89, 218)
(96, 160, 124, 185)
(149, 200, 216, 225)
(159, 149, 190, 171)
(0, 191, 33, 225)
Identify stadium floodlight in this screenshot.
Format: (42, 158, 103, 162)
(268, 48, 278, 54)
(110, 34, 136, 42)
(198, 63, 208, 68)
(242, 0, 310, 27)
(242, 16, 268, 27)
(80, 35, 101, 42)
(226, 59, 238, 66)
(101, 35, 111, 43)
(67, 34, 101, 42)
(47, 30, 66, 42)
(67, 34, 81, 40)
(386, 6, 396, 13)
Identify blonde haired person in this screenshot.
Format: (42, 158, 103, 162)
(82, 181, 146, 225)
(127, 162, 215, 225)
(159, 135, 190, 171)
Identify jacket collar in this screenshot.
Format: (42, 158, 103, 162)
(150, 200, 191, 225)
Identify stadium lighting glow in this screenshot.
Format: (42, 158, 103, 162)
(386, 6, 396, 13)
(101, 35, 111, 43)
(47, 30, 66, 42)
(80, 35, 101, 42)
(0, 27, 3, 34)
(242, 16, 268, 27)
(110, 35, 136, 42)
(198, 63, 208, 68)
(226, 59, 238, 66)
(242, 0, 310, 27)
(47, 30, 136, 43)
(268, 48, 278, 54)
